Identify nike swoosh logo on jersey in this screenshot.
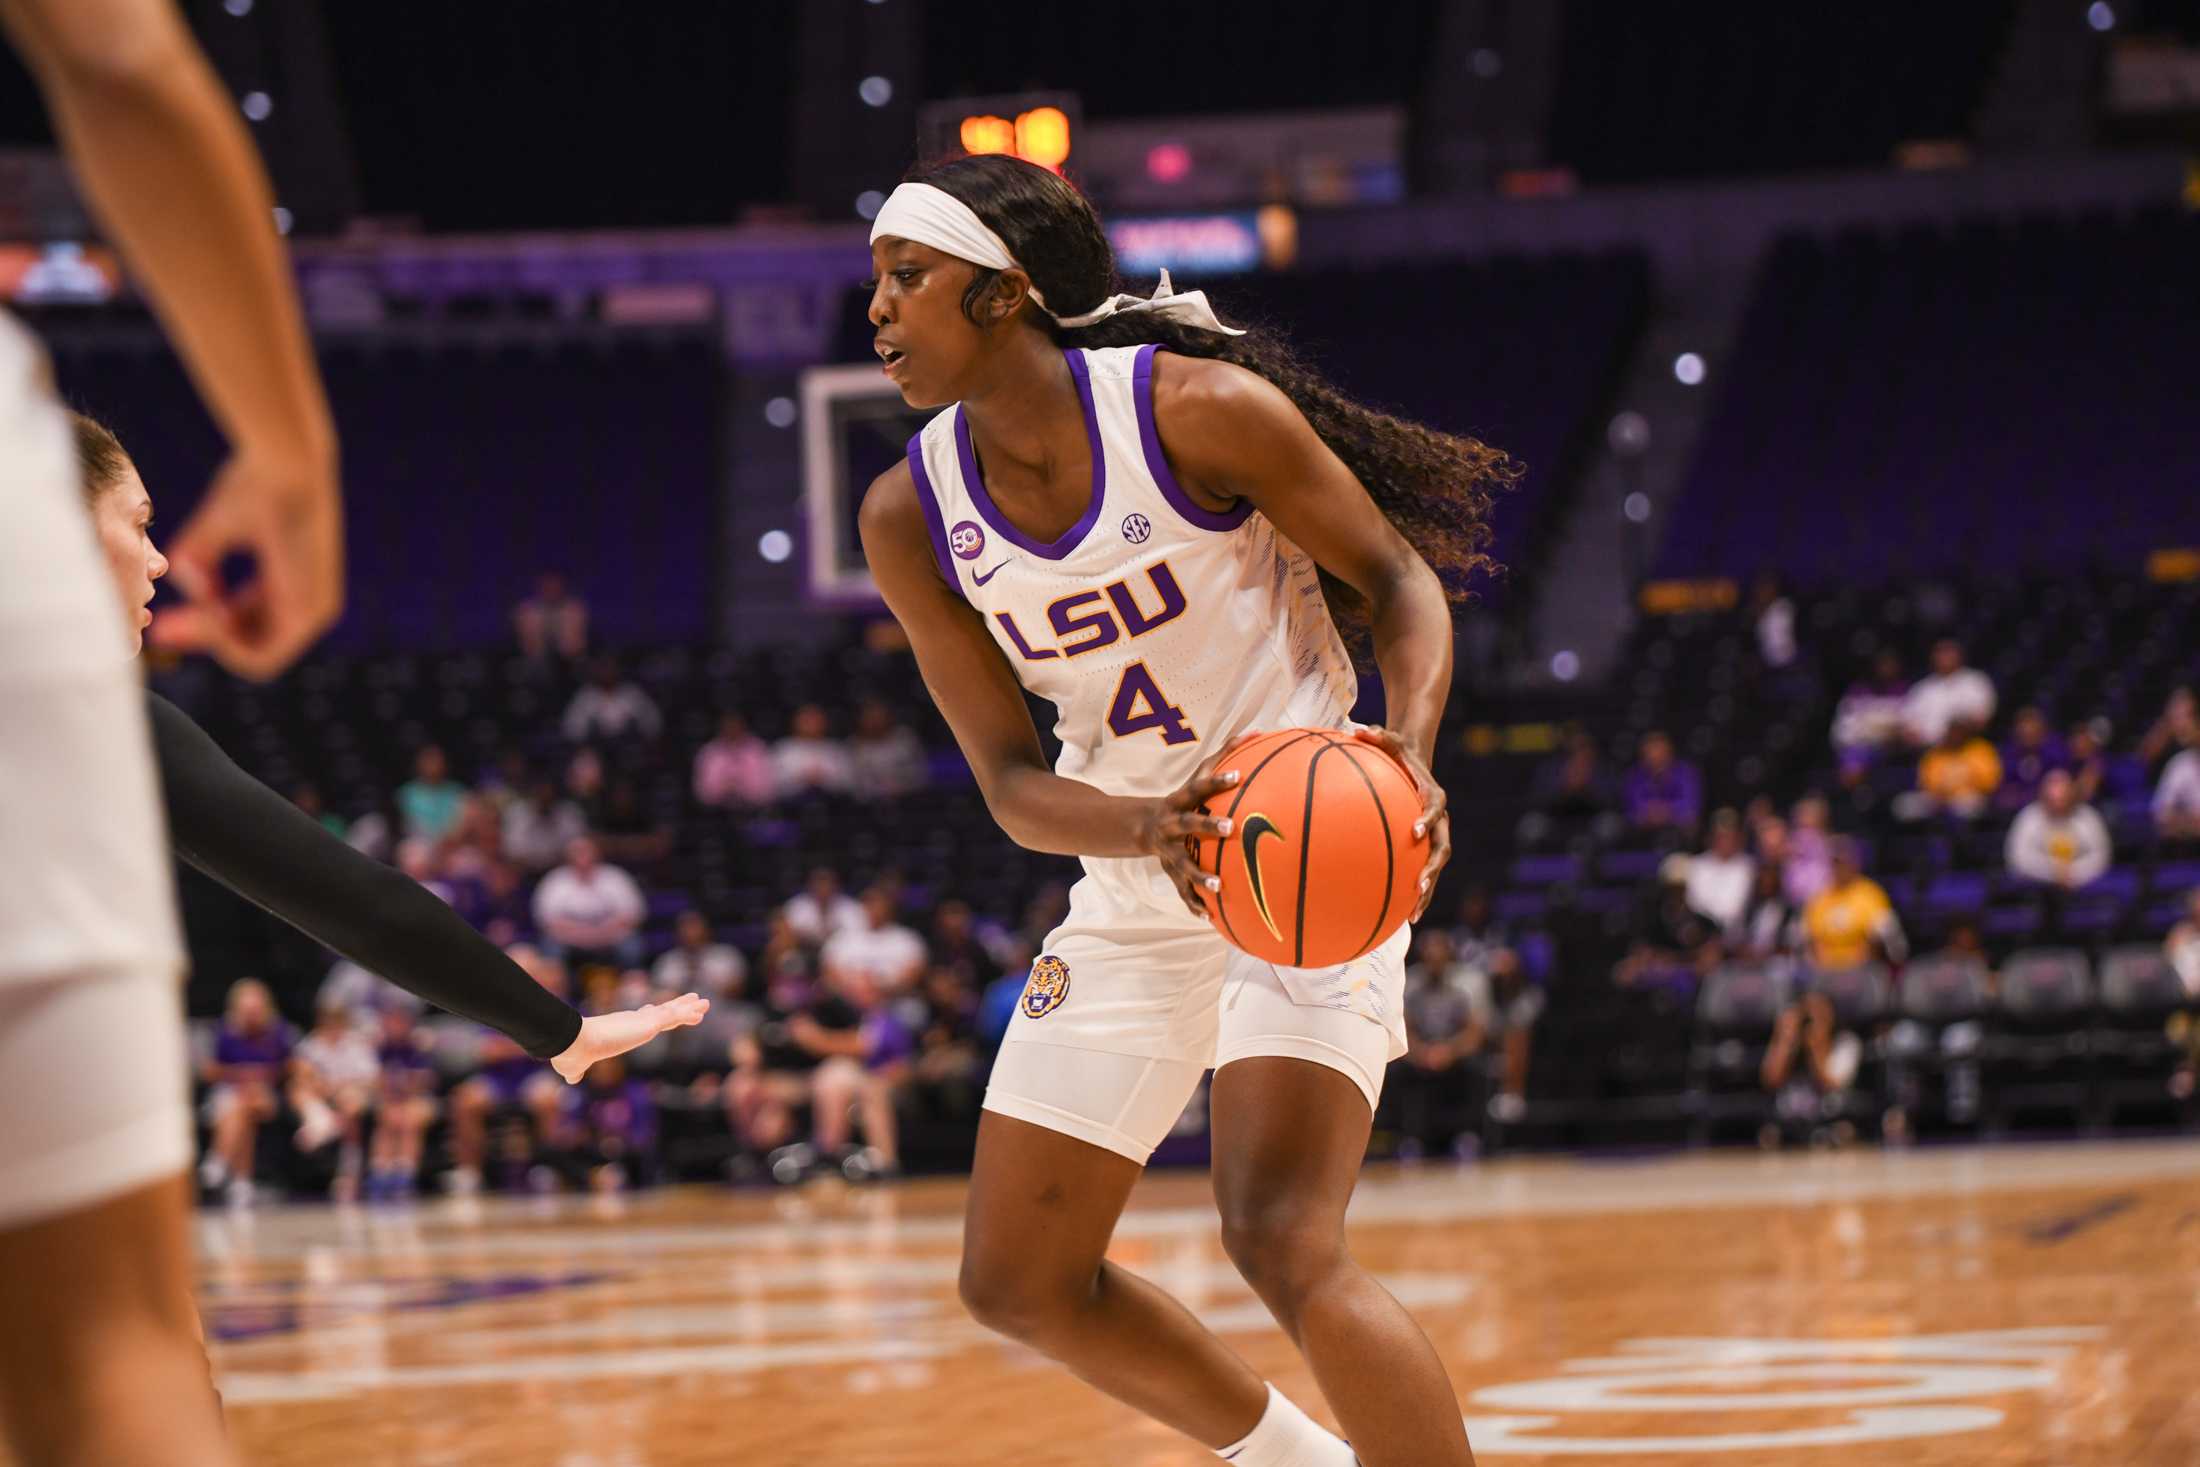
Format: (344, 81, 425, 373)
(1240, 812, 1286, 942)
(972, 560, 1011, 585)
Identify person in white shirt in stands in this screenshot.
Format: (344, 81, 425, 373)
(1830, 649, 1909, 785)
(1903, 638, 1996, 747)
(653, 910, 747, 1000)
(819, 886, 929, 996)
(1683, 809, 1756, 937)
(773, 703, 856, 799)
(2005, 770, 2113, 890)
(533, 836, 648, 968)
(287, 999, 380, 1201)
(782, 866, 866, 945)
(2153, 741, 2200, 842)
(562, 655, 662, 744)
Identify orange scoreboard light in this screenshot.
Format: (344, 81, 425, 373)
(924, 93, 1081, 174)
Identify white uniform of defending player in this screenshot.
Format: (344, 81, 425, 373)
(908, 341, 1409, 1163)
(0, 2, 344, 1458)
(0, 316, 189, 1225)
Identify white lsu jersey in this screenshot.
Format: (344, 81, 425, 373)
(908, 344, 1359, 814)
(918, 346, 1411, 1148)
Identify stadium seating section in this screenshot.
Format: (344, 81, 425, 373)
(1662, 205, 2200, 582)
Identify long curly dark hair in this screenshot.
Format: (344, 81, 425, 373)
(912, 153, 1519, 654)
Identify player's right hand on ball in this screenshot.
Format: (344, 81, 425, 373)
(1139, 760, 1242, 917)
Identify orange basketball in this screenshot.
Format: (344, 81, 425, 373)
(1192, 728, 1430, 968)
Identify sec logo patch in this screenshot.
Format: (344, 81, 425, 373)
(1122, 513, 1152, 545)
(1021, 955, 1072, 1019)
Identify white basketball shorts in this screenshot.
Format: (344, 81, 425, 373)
(0, 969, 192, 1228)
(0, 314, 189, 1226)
(984, 856, 1410, 1165)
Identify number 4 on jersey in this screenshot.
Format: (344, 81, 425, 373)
(1107, 662, 1195, 745)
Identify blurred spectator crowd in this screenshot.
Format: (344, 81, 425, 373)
(183, 580, 1037, 1204)
(176, 571, 2200, 1203)
(1485, 577, 2200, 1153)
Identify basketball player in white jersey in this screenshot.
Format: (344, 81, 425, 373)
(861, 156, 1516, 1466)
(0, 0, 340, 1460)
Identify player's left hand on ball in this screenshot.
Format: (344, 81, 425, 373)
(551, 993, 710, 1084)
(1353, 726, 1449, 920)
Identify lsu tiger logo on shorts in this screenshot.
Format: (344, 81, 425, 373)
(1021, 955, 1072, 1019)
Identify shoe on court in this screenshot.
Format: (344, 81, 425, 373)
(767, 1142, 816, 1186)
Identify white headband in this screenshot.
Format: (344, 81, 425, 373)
(869, 181, 1244, 337)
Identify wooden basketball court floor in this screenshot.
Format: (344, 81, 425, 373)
(170, 1139, 2200, 1465)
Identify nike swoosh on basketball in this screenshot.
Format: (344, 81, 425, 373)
(1239, 812, 1286, 942)
(972, 560, 1011, 585)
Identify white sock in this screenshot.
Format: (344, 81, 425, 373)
(1215, 1384, 1356, 1465)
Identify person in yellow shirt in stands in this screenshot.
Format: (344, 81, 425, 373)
(1765, 838, 1906, 1145)
(1802, 838, 1908, 972)
(1909, 717, 2003, 820)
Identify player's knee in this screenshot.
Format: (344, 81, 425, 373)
(956, 1248, 1077, 1344)
(1216, 1202, 1341, 1309)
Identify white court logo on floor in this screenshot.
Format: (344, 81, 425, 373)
(1464, 1327, 2102, 1455)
